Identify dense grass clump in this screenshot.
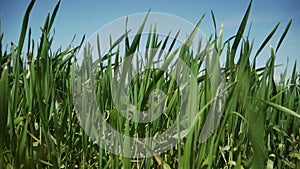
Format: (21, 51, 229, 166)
(0, 0, 299, 168)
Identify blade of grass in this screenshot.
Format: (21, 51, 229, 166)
(275, 19, 292, 53)
(253, 22, 280, 66)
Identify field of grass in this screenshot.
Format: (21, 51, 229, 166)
(0, 0, 299, 168)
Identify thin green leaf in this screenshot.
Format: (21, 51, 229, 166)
(276, 19, 292, 53)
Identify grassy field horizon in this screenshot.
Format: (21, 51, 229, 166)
(0, 0, 299, 168)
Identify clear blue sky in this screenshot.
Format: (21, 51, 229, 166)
(1, 0, 299, 79)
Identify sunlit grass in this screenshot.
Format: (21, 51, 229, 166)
(0, 0, 299, 168)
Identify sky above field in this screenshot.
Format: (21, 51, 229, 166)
(0, 0, 299, 79)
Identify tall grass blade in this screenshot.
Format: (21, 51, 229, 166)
(254, 22, 280, 63)
(230, 0, 252, 65)
(275, 19, 292, 53)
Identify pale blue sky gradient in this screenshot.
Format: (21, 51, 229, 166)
(1, 0, 299, 78)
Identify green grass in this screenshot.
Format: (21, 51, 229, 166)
(0, 0, 299, 168)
